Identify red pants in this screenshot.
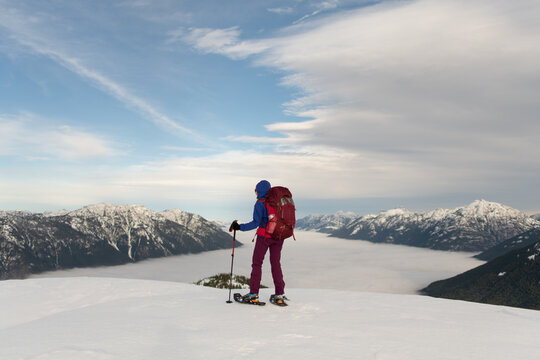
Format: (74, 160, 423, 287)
(250, 235, 285, 295)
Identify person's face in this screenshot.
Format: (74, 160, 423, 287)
(255, 189, 258, 198)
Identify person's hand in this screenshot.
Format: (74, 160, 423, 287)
(229, 220, 240, 232)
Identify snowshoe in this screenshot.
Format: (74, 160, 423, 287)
(233, 293, 266, 306)
(269, 294, 289, 307)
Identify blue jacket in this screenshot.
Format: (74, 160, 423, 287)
(240, 180, 271, 232)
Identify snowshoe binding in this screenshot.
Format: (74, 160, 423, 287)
(234, 293, 266, 306)
(269, 294, 289, 307)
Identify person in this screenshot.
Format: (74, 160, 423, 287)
(230, 180, 288, 306)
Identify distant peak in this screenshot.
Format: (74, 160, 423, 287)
(379, 208, 412, 216)
(69, 203, 152, 216)
(462, 200, 518, 213)
(467, 199, 509, 206)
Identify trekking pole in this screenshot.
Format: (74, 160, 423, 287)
(226, 228, 236, 303)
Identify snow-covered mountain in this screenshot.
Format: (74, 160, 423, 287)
(532, 213, 540, 221)
(1, 277, 539, 360)
(210, 219, 231, 232)
(0, 203, 235, 280)
(330, 200, 540, 251)
(423, 239, 540, 310)
(295, 211, 358, 233)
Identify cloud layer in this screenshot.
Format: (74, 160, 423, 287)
(181, 0, 540, 201)
(2, 0, 540, 216)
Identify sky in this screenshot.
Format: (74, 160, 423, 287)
(1, 0, 539, 221)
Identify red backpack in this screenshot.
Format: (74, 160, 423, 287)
(264, 186, 296, 240)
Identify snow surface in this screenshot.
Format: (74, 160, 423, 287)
(31, 231, 482, 294)
(3, 230, 540, 359)
(2, 277, 539, 360)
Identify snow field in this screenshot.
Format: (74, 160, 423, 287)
(1, 277, 540, 360)
(5, 230, 539, 359)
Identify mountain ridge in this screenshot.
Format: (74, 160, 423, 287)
(298, 200, 540, 252)
(0, 203, 236, 280)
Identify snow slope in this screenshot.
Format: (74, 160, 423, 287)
(1, 277, 539, 360)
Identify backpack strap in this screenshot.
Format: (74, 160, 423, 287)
(253, 199, 269, 242)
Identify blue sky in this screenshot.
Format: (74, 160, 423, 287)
(1, 0, 540, 221)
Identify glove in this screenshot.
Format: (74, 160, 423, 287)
(229, 220, 241, 232)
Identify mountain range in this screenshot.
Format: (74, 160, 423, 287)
(295, 211, 358, 233)
(0, 203, 235, 280)
(296, 200, 540, 310)
(297, 200, 539, 252)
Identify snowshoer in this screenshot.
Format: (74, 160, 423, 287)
(230, 180, 288, 306)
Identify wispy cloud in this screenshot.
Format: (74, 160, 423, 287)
(294, 0, 340, 24)
(0, 113, 120, 160)
(267, 7, 294, 15)
(53, 52, 194, 137)
(0, 4, 196, 139)
(175, 26, 270, 60)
